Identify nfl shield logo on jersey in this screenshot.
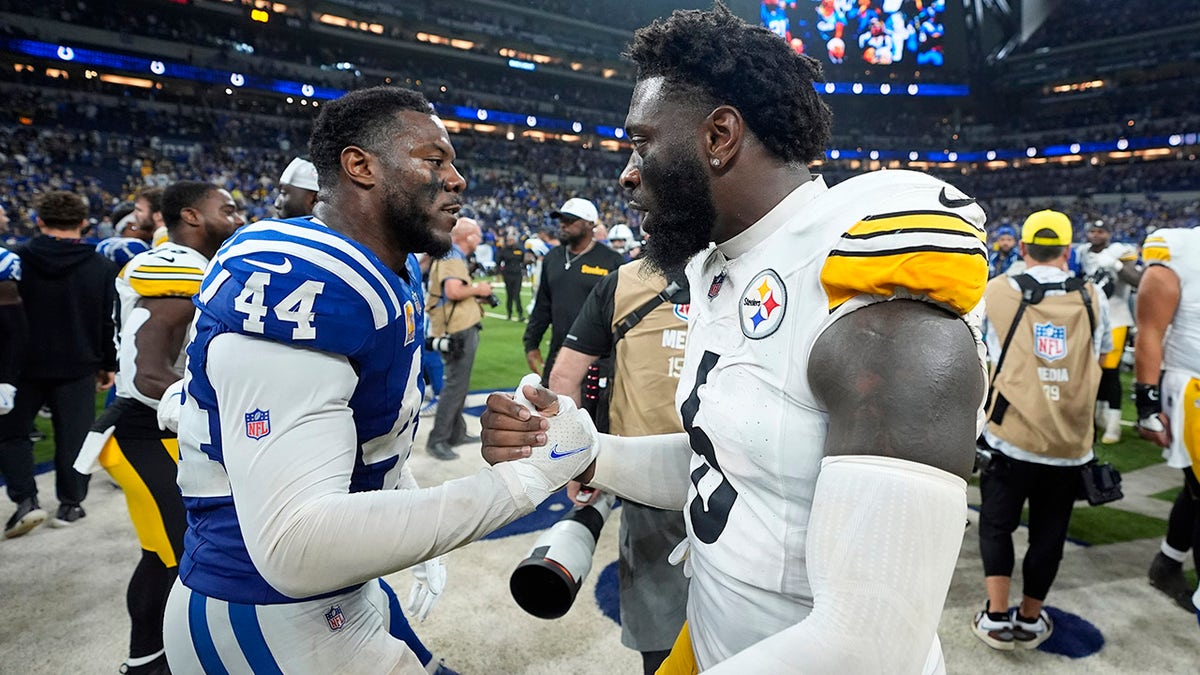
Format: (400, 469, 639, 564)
(1034, 322, 1067, 362)
(324, 605, 346, 631)
(244, 409, 271, 440)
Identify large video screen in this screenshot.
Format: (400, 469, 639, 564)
(759, 1, 950, 69)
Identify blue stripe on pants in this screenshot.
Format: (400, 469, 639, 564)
(378, 578, 433, 666)
(228, 602, 285, 675)
(187, 592, 229, 675)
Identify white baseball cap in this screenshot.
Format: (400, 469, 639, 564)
(279, 157, 319, 192)
(551, 197, 599, 223)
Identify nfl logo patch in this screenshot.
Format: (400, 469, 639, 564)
(324, 605, 346, 631)
(244, 409, 271, 440)
(1034, 322, 1067, 362)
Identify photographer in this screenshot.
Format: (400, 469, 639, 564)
(424, 218, 492, 461)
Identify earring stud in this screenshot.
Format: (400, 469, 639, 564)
(710, 157, 721, 167)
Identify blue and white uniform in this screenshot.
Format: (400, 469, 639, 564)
(96, 236, 152, 271)
(0, 248, 21, 282)
(163, 217, 535, 674)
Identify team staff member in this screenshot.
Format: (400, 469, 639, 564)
(1077, 219, 1141, 443)
(523, 198, 625, 384)
(162, 87, 591, 674)
(549, 258, 690, 675)
(973, 210, 1110, 651)
(496, 231, 527, 321)
(482, 6, 989, 671)
(76, 181, 243, 675)
(275, 157, 320, 218)
(1136, 228, 1200, 615)
(0, 191, 117, 537)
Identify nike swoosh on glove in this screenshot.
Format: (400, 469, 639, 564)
(0, 383, 15, 416)
(406, 556, 448, 622)
(157, 379, 184, 432)
(509, 373, 600, 506)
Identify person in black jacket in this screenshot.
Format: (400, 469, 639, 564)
(495, 231, 527, 321)
(1, 191, 118, 538)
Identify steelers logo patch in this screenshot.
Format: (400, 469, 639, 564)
(740, 269, 787, 339)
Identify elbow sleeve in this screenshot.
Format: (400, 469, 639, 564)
(587, 432, 693, 510)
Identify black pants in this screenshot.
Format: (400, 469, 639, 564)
(0, 374, 95, 506)
(978, 452, 1080, 601)
(503, 275, 523, 319)
(1165, 468, 1200, 568)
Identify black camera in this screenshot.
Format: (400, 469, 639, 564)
(425, 335, 464, 358)
(484, 293, 501, 308)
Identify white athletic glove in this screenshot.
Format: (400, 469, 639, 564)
(157, 379, 184, 432)
(508, 373, 600, 506)
(0, 383, 15, 415)
(1095, 250, 1125, 274)
(406, 556, 447, 622)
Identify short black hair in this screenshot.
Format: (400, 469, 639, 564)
(34, 191, 88, 229)
(162, 181, 219, 231)
(1025, 229, 1066, 262)
(626, 2, 833, 164)
(308, 86, 434, 194)
(111, 201, 135, 224)
(137, 186, 164, 214)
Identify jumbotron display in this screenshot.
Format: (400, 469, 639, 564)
(759, 0, 949, 69)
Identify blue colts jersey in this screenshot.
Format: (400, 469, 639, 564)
(177, 216, 426, 604)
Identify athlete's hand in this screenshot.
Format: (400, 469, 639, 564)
(481, 386, 549, 465)
(525, 349, 544, 375)
(406, 556, 447, 622)
(1137, 412, 1172, 448)
(0, 383, 15, 415)
(96, 370, 115, 391)
(157, 379, 185, 432)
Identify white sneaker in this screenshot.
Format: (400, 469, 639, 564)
(971, 603, 1016, 651)
(1094, 401, 1106, 431)
(1101, 408, 1123, 444)
(420, 400, 438, 418)
(1011, 609, 1054, 649)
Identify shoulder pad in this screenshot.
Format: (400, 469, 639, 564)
(198, 219, 403, 356)
(821, 173, 988, 315)
(0, 249, 20, 282)
(123, 245, 207, 298)
(1141, 229, 1200, 270)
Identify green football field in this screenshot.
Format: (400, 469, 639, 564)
(28, 281, 1185, 563)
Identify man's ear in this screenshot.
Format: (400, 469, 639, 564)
(180, 206, 202, 228)
(704, 105, 745, 168)
(340, 146, 377, 189)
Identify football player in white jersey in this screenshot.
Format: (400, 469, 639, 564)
(162, 86, 596, 674)
(75, 181, 242, 675)
(1077, 219, 1142, 442)
(1135, 229, 1200, 617)
(481, 5, 988, 673)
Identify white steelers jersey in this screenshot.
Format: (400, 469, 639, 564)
(677, 170, 987, 668)
(1077, 241, 1138, 327)
(1142, 229, 1200, 377)
(114, 243, 209, 407)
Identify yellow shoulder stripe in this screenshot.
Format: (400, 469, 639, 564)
(1142, 246, 1170, 263)
(131, 265, 205, 277)
(822, 248, 988, 314)
(128, 277, 203, 298)
(846, 212, 986, 242)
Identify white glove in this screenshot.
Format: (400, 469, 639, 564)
(0, 383, 15, 415)
(157, 379, 184, 432)
(406, 556, 447, 622)
(1095, 251, 1124, 274)
(508, 373, 600, 506)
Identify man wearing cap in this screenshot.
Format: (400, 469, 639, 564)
(973, 209, 1111, 651)
(988, 224, 1023, 279)
(275, 157, 319, 219)
(1076, 219, 1142, 443)
(523, 198, 625, 384)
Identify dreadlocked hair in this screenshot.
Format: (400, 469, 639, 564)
(625, 1, 833, 165)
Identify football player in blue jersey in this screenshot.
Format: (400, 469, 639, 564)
(162, 86, 598, 674)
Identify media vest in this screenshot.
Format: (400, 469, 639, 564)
(985, 274, 1102, 460)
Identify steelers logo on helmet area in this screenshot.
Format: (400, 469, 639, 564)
(740, 270, 787, 339)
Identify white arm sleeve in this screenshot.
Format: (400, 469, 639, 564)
(586, 432, 693, 510)
(209, 333, 535, 599)
(706, 455, 967, 674)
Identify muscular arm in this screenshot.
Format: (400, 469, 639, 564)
(1134, 265, 1180, 384)
(1118, 260, 1142, 287)
(441, 277, 485, 302)
(130, 296, 195, 403)
(547, 347, 596, 407)
(206, 333, 534, 599)
(709, 300, 981, 673)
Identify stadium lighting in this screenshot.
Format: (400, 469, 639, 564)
(1186, 134, 1198, 145)
(230, 73, 245, 87)
(1169, 134, 1183, 146)
(830, 149, 841, 160)
(986, 150, 997, 161)
(947, 152, 958, 162)
(225, 88, 233, 95)
(312, 101, 318, 107)
(869, 150, 879, 160)
(251, 9, 269, 23)
(572, 122, 582, 133)
(824, 82, 835, 94)
(507, 59, 536, 72)
(1026, 147, 1037, 157)
(301, 84, 314, 97)
(851, 83, 863, 95)
(57, 45, 74, 61)
(286, 97, 293, 103)
(150, 60, 165, 75)
(1069, 143, 1081, 154)
(1116, 138, 1129, 150)
(615, 128, 625, 139)
(526, 116, 537, 127)
(506, 131, 515, 141)
(300, 99, 307, 105)
(909, 151, 919, 161)
(879, 83, 890, 95)
(477, 109, 488, 121)
(907, 84, 919, 95)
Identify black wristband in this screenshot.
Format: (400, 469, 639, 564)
(1134, 382, 1162, 420)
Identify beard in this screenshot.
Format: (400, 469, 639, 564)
(638, 146, 717, 276)
(383, 173, 452, 258)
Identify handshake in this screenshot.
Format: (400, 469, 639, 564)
(481, 374, 600, 507)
